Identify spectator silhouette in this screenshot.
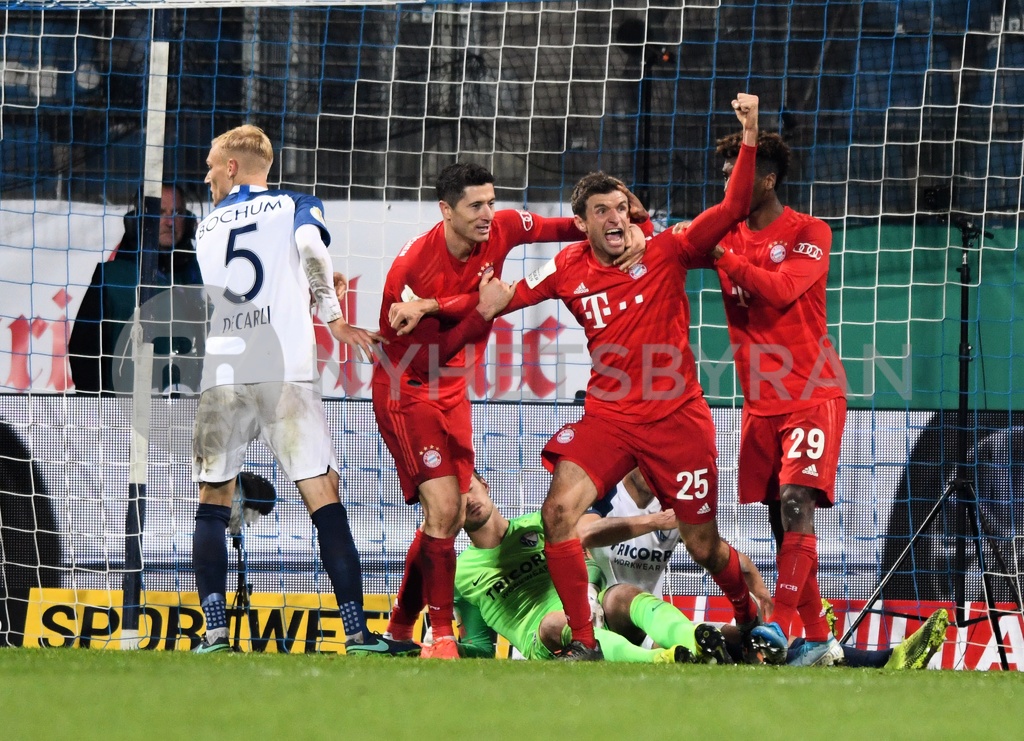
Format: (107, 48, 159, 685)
(69, 184, 205, 395)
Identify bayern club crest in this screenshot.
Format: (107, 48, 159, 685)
(555, 427, 575, 444)
(769, 242, 787, 263)
(628, 263, 648, 279)
(421, 448, 443, 468)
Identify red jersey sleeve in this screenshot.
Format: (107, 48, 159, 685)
(433, 292, 478, 320)
(427, 211, 579, 319)
(671, 141, 756, 266)
(715, 219, 831, 309)
(533, 213, 585, 243)
(491, 209, 582, 246)
(500, 254, 564, 316)
(404, 311, 492, 378)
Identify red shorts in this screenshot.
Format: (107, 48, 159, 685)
(541, 397, 719, 525)
(737, 396, 846, 507)
(371, 383, 474, 504)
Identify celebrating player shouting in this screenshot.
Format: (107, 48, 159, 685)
(470, 93, 763, 659)
(373, 163, 646, 658)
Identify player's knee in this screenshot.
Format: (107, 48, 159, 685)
(602, 583, 641, 626)
(683, 532, 722, 569)
(540, 497, 575, 538)
(538, 612, 568, 651)
(423, 510, 463, 538)
(780, 486, 817, 529)
(685, 541, 715, 568)
(419, 481, 466, 537)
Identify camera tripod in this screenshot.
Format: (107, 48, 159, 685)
(842, 218, 1019, 670)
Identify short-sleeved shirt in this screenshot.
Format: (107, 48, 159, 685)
(195, 185, 330, 389)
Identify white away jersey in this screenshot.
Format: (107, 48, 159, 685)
(589, 486, 681, 598)
(196, 185, 329, 389)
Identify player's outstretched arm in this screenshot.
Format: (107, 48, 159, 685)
(388, 286, 488, 335)
(388, 266, 514, 337)
(389, 296, 441, 336)
(673, 93, 758, 255)
(328, 318, 383, 363)
(295, 227, 382, 361)
(402, 270, 512, 377)
(578, 508, 677, 550)
(298, 223, 347, 322)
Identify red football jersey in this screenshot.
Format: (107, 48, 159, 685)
(503, 142, 758, 424)
(715, 207, 846, 415)
(373, 209, 580, 405)
(505, 238, 703, 423)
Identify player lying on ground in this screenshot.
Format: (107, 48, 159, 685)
(584, 468, 949, 668)
(581, 467, 768, 661)
(449, 471, 732, 663)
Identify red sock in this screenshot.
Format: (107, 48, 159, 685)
(711, 546, 758, 625)
(420, 533, 457, 639)
(796, 547, 831, 642)
(770, 532, 816, 637)
(544, 538, 596, 648)
(386, 529, 425, 640)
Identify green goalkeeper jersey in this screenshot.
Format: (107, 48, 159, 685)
(454, 512, 563, 658)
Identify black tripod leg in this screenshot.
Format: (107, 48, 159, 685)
(841, 483, 952, 643)
(976, 511, 1024, 608)
(963, 488, 1011, 670)
(850, 221, 1016, 669)
(231, 534, 250, 652)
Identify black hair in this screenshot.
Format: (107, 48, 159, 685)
(716, 131, 791, 185)
(435, 163, 495, 206)
(570, 171, 628, 217)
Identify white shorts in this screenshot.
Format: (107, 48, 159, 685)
(192, 382, 338, 483)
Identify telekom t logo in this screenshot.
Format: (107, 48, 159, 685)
(580, 291, 644, 329)
(580, 293, 611, 328)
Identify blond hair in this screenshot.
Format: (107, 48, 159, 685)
(211, 124, 274, 171)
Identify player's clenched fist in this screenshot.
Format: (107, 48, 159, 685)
(732, 92, 758, 130)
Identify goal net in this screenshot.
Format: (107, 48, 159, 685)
(1, 0, 1021, 668)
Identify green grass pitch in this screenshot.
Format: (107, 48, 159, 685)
(3, 650, 1023, 739)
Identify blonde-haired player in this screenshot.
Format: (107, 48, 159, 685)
(190, 124, 414, 655)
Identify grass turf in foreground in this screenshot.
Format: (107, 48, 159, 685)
(2, 649, 1022, 740)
